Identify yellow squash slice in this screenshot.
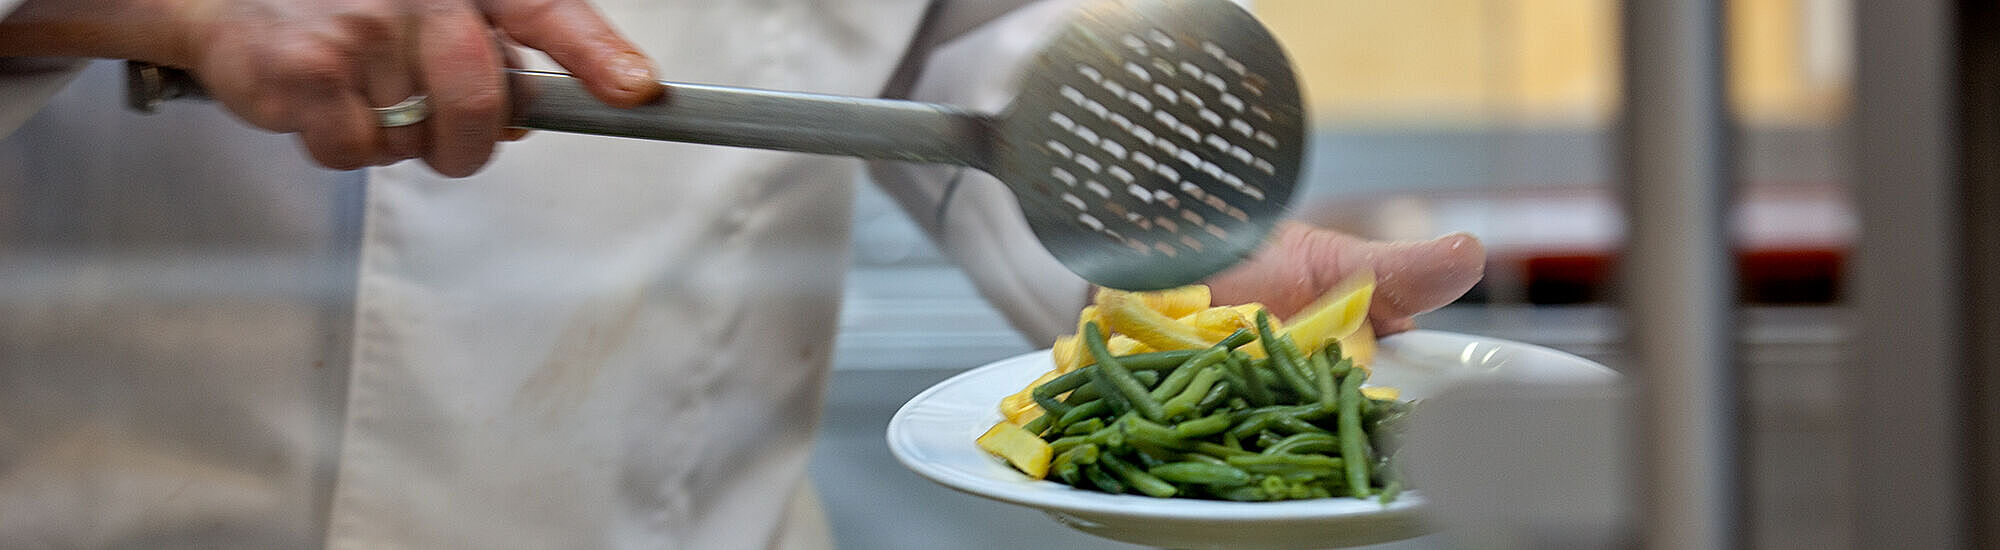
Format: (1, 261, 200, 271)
(976, 422, 1053, 480)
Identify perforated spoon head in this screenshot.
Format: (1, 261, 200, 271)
(991, 0, 1305, 291)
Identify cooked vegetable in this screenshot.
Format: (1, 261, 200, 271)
(976, 422, 1053, 480)
(1336, 367, 1374, 498)
(977, 278, 1414, 502)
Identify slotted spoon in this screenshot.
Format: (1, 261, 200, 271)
(129, 0, 1305, 290)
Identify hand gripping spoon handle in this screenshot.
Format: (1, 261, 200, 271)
(128, 0, 1306, 290)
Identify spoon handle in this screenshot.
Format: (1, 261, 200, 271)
(126, 62, 995, 168)
(508, 69, 994, 168)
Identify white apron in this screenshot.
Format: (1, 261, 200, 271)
(330, 1, 928, 548)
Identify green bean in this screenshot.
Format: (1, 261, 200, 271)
(1328, 354, 1354, 381)
(1082, 463, 1126, 494)
(1062, 366, 1155, 421)
(1054, 444, 1101, 487)
(1311, 353, 1339, 412)
(1161, 365, 1227, 420)
(1149, 461, 1253, 486)
(1252, 360, 1283, 389)
(1263, 432, 1338, 455)
(1226, 411, 1278, 441)
(1031, 368, 1093, 418)
(1226, 407, 1327, 441)
(1061, 415, 1106, 437)
(1049, 424, 1123, 454)
(1184, 453, 1230, 467)
(1224, 354, 1272, 406)
(1226, 351, 1275, 407)
(1023, 413, 1054, 437)
(1267, 413, 1329, 435)
(1172, 411, 1233, 438)
(1051, 444, 1093, 485)
(1083, 322, 1167, 422)
(1098, 421, 1127, 451)
(1061, 379, 1100, 404)
(1192, 440, 1255, 458)
(1032, 358, 1168, 418)
(1116, 349, 1210, 372)
(1120, 416, 1197, 451)
(1232, 404, 1330, 422)
(1058, 369, 1148, 406)
(1131, 370, 1161, 389)
(1153, 343, 1231, 408)
(1378, 480, 1404, 505)
(1193, 381, 1234, 415)
(1218, 327, 1256, 349)
(1087, 371, 1133, 418)
(1052, 461, 1082, 486)
(1146, 347, 1218, 403)
(1260, 473, 1291, 495)
(1254, 311, 1321, 401)
(1337, 368, 1374, 498)
(1273, 336, 1322, 399)
(1069, 442, 1101, 465)
(1100, 453, 1178, 498)
(1056, 398, 1110, 429)
(1226, 453, 1344, 476)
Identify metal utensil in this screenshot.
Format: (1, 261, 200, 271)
(128, 0, 1305, 290)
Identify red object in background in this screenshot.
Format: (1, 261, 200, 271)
(1524, 254, 1613, 304)
(1737, 247, 1845, 304)
(1510, 247, 1845, 305)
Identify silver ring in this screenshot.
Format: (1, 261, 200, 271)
(372, 95, 430, 127)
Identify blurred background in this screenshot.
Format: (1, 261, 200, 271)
(812, 0, 1984, 548)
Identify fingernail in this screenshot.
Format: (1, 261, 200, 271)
(614, 53, 657, 92)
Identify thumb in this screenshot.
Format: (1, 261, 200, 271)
(484, 0, 663, 107)
(1361, 231, 1486, 322)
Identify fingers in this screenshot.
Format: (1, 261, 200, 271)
(483, 0, 662, 107)
(1353, 232, 1486, 323)
(1204, 223, 1487, 330)
(415, 0, 509, 177)
(350, 1, 426, 163)
(189, 0, 621, 176)
(267, 38, 379, 170)
(1373, 317, 1420, 337)
(296, 89, 379, 171)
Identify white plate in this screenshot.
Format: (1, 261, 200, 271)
(886, 329, 1619, 550)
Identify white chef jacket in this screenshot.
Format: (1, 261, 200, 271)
(0, 1, 1088, 548)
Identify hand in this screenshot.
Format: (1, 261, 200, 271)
(1203, 222, 1486, 336)
(0, 0, 666, 176)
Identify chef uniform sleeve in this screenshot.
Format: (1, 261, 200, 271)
(0, 0, 88, 138)
(866, 0, 1092, 348)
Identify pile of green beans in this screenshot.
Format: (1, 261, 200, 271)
(1023, 313, 1413, 503)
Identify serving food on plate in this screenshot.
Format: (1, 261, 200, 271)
(886, 271, 1618, 549)
(978, 274, 1415, 503)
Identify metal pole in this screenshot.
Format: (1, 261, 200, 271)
(1849, 0, 1971, 547)
(1618, 0, 1739, 548)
